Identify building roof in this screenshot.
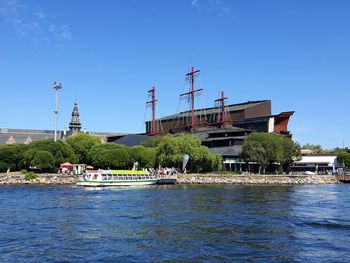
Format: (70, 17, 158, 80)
(208, 145, 242, 157)
(155, 100, 269, 121)
(0, 127, 125, 145)
(202, 136, 246, 142)
(112, 134, 150, 147)
(0, 128, 59, 144)
(294, 155, 341, 166)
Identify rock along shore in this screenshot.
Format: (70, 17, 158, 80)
(177, 173, 339, 185)
(0, 173, 77, 185)
(0, 173, 340, 185)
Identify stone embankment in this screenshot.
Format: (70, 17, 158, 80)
(0, 173, 77, 185)
(0, 173, 341, 185)
(178, 173, 339, 185)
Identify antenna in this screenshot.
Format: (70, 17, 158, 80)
(53, 81, 62, 142)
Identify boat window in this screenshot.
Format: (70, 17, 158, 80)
(101, 174, 107, 180)
(107, 174, 113, 180)
(93, 174, 97, 180)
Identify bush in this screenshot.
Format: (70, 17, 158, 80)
(88, 143, 132, 169)
(242, 132, 300, 174)
(23, 150, 55, 172)
(26, 139, 77, 167)
(128, 146, 156, 168)
(156, 134, 221, 172)
(24, 172, 37, 180)
(66, 133, 101, 164)
(20, 169, 28, 174)
(0, 144, 27, 172)
(337, 152, 350, 168)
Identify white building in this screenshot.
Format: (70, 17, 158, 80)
(292, 155, 342, 174)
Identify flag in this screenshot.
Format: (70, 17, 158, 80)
(182, 154, 190, 171)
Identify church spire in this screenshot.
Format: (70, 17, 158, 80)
(69, 100, 81, 136)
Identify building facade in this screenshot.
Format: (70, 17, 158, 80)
(0, 101, 123, 145)
(144, 99, 294, 170)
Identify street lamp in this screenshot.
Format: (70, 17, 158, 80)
(53, 81, 62, 142)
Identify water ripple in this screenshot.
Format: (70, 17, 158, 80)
(0, 184, 350, 262)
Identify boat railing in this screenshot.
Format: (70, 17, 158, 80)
(82, 171, 156, 181)
(110, 173, 156, 181)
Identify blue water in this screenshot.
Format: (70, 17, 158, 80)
(0, 184, 349, 262)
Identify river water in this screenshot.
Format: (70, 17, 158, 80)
(0, 184, 349, 262)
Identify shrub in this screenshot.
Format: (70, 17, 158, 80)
(128, 146, 156, 168)
(0, 144, 27, 172)
(337, 152, 350, 168)
(88, 143, 132, 169)
(26, 139, 77, 167)
(156, 134, 221, 172)
(66, 133, 101, 164)
(20, 169, 28, 174)
(23, 150, 55, 172)
(24, 172, 37, 180)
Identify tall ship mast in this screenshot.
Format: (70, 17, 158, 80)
(145, 66, 233, 135)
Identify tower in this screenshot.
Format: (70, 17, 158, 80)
(53, 81, 62, 142)
(69, 100, 82, 136)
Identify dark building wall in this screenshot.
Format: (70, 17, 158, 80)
(234, 118, 270, 132)
(244, 100, 271, 119)
(227, 110, 245, 124)
(147, 109, 251, 134)
(145, 100, 273, 135)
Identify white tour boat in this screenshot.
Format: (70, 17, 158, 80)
(76, 169, 159, 187)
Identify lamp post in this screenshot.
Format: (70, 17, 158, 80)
(53, 82, 62, 142)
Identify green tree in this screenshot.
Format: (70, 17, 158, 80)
(0, 144, 28, 172)
(141, 135, 170, 148)
(128, 146, 156, 168)
(242, 139, 267, 173)
(26, 139, 77, 167)
(242, 133, 282, 173)
(337, 152, 350, 168)
(66, 133, 101, 164)
(302, 143, 323, 153)
(88, 143, 132, 169)
(242, 132, 300, 174)
(23, 150, 55, 172)
(279, 137, 301, 173)
(156, 134, 221, 172)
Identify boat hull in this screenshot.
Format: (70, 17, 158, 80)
(157, 178, 177, 184)
(76, 179, 158, 187)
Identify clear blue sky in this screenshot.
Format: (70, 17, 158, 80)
(1, 0, 349, 149)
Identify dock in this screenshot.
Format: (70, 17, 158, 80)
(335, 174, 350, 183)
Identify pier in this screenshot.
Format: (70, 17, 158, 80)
(335, 174, 350, 183)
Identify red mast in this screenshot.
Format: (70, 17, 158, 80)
(180, 66, 202, 131)
(214, 91, 229, 127)
(146, 86, 157, 135)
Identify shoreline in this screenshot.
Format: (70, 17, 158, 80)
(0, 172, 341, 185)
(177, 173, 340, 185)
(0, 173, 77, 185)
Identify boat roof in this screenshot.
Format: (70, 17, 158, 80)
(111, 170, 149, 175)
